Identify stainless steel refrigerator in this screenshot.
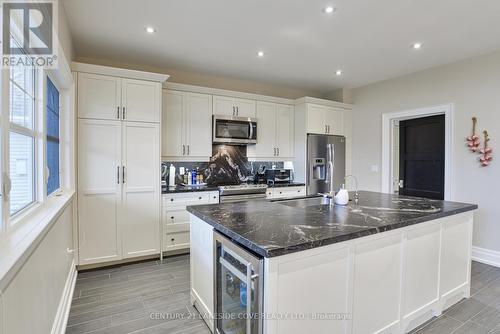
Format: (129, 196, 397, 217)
(307, 134, 346, 195)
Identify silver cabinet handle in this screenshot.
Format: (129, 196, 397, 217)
(117, 106, 120, 119)
(273, 148, 276, 156)
(182, 145, 185, 155)
(122, 107, 126, 119)
(277, 147, 280, 156)
(232, 106, 235, 116)
(187, 145, 190, 155)
(117, 166, 120, 184)
(236, 106, 239, 116)
(327, 125, 330, 133)
(122, 166, 126, 183)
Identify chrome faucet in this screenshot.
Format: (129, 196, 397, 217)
(344, 175, 359, 204)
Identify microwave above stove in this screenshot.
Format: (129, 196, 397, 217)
(213, 115, 257, 144)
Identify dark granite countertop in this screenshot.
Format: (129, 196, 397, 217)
(162, 185, 219, 194)
(187, 191, 477, 258)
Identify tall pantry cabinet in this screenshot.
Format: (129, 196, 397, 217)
(75, 63, 168, 266)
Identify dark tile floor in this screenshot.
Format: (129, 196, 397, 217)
(67, 257, 500, 334)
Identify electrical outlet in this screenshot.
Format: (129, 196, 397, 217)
(371, 165, 379, 173)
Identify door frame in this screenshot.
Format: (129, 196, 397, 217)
(381, 104, 453, 200)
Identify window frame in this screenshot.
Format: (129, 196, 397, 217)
(6, 37, 39, 220)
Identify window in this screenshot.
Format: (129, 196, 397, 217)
(8, 49, 37, 216)
(46, 77, 60, 195)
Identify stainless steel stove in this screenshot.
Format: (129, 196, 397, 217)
(218, 184, 268, 203)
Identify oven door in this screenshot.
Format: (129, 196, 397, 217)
(214, 232, 263, 334)
(213, 115, 258, 144)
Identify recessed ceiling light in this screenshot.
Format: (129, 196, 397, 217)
(257, 51, 265, 57)
(335, 70, 343, 76)
(411, 42, 423, 49)
(145, 27, 155, 33)
(324, 6, 336, 14)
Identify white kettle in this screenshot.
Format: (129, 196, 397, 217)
(334, 184, 349, 206)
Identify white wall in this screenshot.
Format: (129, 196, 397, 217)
(351, 50, 500, 252)
(2, 200, 75, 334)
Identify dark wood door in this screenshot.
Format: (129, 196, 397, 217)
(399, 115, 445, 200)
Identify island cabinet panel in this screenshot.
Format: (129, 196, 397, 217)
(402, 225, 440, 322)
(352, 234, 402, 334)
(275, 248, 350, 334)
(260, 212, 473, 334)
(190, 215, 215, 332)
(440, 216, 473, 305)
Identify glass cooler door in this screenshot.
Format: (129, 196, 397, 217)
(215, 233, 263, 334)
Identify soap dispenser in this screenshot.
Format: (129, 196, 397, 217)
(334, 184, 349, 206)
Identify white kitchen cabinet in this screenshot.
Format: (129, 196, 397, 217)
(78, 119, 122, 265)
(78, 74, 161, 123)
(248, 101, 294, 159)
(162, 90, 212, 159)
(122, 79, 161, 123)
(121, 122, 160, 258)
(213, 95, 256, 117)
(77, 66, 164, 266)
(77, 73, 121, 120)
(162, 191, 219, 253)
(306, 104, 344, 135)
(276, 104, 295, 157)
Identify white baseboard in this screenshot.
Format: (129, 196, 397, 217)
(472, 246, 500, 268)
(51, 260, 77, 334)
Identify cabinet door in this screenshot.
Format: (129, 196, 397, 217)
(325, 107, 344, 135)
(78, 120, 122, 264)
(306, 104, 327, 134)
(249, 101, 276, 158)
(235, 98, 256, 118)
(213, 95, 235, 116)
(77, 73, 121, 120)
(122, 79, 161, 123)
(162, 90, 185, 157)
(185, 93, 212, 158)
(121, 122, 160, 258)
(276, 104, 294, 158)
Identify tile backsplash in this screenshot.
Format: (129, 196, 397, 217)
(163, 144, 284, 186)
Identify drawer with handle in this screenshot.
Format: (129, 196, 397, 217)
(163, 193, 210, 209)
(163, 209, 190, 225)
(164, 231, 190, 250)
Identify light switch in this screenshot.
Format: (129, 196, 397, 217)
(371, 165, 379, 173)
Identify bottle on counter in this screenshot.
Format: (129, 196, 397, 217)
(168, 164, 176, 187)
(185, 170, 190, 185)
(192, 169, 197, 185)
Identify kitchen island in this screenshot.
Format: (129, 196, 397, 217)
(188, 191, 477, 334)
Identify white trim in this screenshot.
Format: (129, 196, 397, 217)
(294, 96, 353, 109)
(72, 62, 169, 83)
(472, 246, 500, 268)
(381, 104, 453, 200)
(165, 82, 296, 105)
(50, 260, 77, 334)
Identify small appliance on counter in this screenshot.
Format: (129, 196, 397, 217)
(265, 169, 291, 185)
(253, 165, 267, 184)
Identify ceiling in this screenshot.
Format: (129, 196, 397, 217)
(64, 0, 500, 94)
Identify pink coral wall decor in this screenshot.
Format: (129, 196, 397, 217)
(466, 117, 480, 152)
(479, 130, 493, 167)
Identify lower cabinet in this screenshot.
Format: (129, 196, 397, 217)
(162, 191, 219, 252)
(266, 186, 306, 199)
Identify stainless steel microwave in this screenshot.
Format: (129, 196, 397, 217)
(213, 115, 258, 144)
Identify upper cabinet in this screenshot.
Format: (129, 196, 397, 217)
(77, 73, 121, 120)
(247, 102, 294, 159)
(122, 79, 161, 122)
(162, 90, 212, 159)
(78, 74, 161, 123)
(306, 104, 344, 135)
(213, 95, 256, 118)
